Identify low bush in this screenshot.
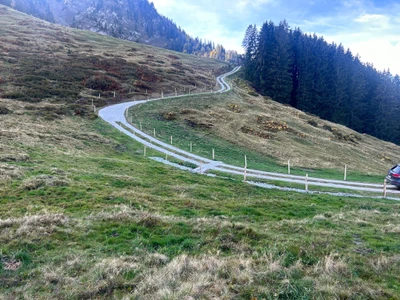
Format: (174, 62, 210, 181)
(0, 105, 10, 114)
(86, 75, 121, 91)
(2, 91, 39, 102)
(307, 120, 318, 127)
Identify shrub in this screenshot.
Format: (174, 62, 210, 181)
(2, 91, 39, 102)
(307, 120, 318, 127)
(167, 54, 180, 60)
(322, 124, 333, 132)
(0, 105, 10, 114)
(161, 112, 177, 121)
(3, 91, 26, 99)
(86, 75, 121, 91)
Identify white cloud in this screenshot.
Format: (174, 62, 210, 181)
(151, 0, 244, 52)
(334, 35, 400, 75)
(355, 13, 388, 23)
(151, 0, 400, 75)
(354, 13, 391, 30)
(235, 0, 276, 9)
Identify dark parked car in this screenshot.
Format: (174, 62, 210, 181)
(386, 165, 400, 187)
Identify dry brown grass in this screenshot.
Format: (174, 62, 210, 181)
(0, 213, 69, 239)
(0, 5, 228, 105)
(313, 253, 349, 277)
(0, 163, 23, 181)
(169, 82, 400, 175)
(21, 175, 70, 190)
(132, 254, 252, 299)
(0, 99, 115, 161)
(276, 208, 400, 233)
(91, 204, 252, 234)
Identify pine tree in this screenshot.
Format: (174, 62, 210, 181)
(242, 25, 258, 83)
(268, 20, 293, 104)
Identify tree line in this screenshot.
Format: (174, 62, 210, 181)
(136, 0, 241, 63)
(242, 21, 400, 144)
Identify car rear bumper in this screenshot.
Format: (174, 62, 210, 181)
(386, 175, 400, 187)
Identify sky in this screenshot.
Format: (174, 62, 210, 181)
(151, 0, 400, 75)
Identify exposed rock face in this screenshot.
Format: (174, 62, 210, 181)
(0, 0, 182, 48)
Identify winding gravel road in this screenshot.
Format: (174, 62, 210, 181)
(99, 67, 400, 197)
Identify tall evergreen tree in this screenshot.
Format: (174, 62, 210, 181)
(242, 18, 400, 144)
(268, 20, 293, 104)
(242, 25, 258, 83)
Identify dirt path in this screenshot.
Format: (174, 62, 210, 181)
(99, 67, 399, 198)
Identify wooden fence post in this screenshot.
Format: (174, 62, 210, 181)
(288, 160, 291, 175)
(190, 142, 192, 152)
(170, 136, 173, 145)
(153, 128, 156, 137)
(244, 155, 247, 181)
(139, 122, 142, 130)
(305, 174, 309, 192)
(383, 179, 387, 198)
(344, 165, 347, 181)
(212, 149, 215, 160)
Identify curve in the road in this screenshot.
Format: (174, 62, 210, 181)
(99, 67, 399, 197)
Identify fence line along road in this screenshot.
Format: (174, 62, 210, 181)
(99, 67, 400, 197)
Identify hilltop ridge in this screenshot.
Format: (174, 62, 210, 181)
(0, 5, 229, 115)
(0, 0, 241, 62)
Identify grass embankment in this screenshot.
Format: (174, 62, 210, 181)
(1, 99, 400, 299)
(129, 77, 400, 184)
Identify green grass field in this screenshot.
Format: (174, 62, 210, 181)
(1, 112, 400, 298)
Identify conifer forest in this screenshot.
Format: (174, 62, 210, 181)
(242, 21, 400, 144)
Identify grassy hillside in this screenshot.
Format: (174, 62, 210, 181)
(129, 75, 400, 182)
(2, 97, 400, 299)
(1, 6, 400, 299)
(0, 5, 229, 113)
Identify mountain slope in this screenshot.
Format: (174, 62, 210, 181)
(1, 7, 400, 299)
(0, 5, 229, 113)
(0, 0, 240, 62)
(129, 76, 400, 179)
(1, 0, 183, 46)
